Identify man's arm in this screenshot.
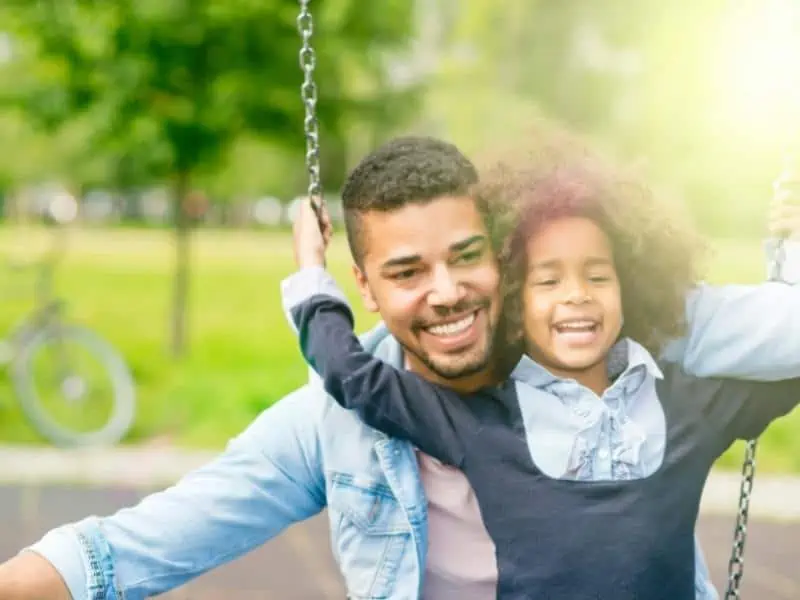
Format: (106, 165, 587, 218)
(693, 368, 800, 447)
(0, 553, 69, 600)
(667, 183, 800, 380)
(663, 278, 800, 380)
(0, 386, 326, 600)
(282, 266, 468, 467)
(664, 239, 800, 380)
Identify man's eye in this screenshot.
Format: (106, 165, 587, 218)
(455, 250, 483, 264)
(390, 269, 418, 281)
(534, 279, 558, 287)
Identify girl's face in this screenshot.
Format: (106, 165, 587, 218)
(522, 216, 623, 389)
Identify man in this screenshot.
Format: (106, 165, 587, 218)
(2, 136, 800, 600)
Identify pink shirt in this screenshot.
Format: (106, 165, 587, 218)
(417, 450, 498, 599)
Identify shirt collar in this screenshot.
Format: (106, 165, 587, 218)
(364, 323, 664, 389)
(509, 337, 663, 389)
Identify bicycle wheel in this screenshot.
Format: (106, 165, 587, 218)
(12, 324, 136, 447)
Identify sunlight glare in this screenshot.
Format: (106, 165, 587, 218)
(712, 0, 800, 142)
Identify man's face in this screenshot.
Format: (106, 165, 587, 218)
(353, 196, 502, 389)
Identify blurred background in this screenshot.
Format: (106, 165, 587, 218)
(0, 0, 798, 470)
(2, 2, 800, 597)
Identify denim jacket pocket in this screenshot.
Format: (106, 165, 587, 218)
(328, 473, 413, 599)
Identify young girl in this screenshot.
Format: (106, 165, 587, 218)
(282, 152, 800, 599)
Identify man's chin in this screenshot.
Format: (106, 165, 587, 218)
(423, 351, 492, 380)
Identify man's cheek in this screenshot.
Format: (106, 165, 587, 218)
(378, 301, 420, 335)
(394, 290, 427, 317)
(479, 266, 501, 295)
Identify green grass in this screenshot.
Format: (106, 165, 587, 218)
(0, 226, 379, 448)
(0, 226, 797, 474)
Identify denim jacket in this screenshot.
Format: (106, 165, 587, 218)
(28, 251, 800, 599)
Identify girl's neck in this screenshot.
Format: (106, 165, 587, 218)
(571, 365, 611, 396)
(538, 358, 611, 396)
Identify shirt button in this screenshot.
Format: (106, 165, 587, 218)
(598, 447, 610, 459)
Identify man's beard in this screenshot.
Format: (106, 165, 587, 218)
(409, 311, 495, 380)
(417, 344, 493, 379)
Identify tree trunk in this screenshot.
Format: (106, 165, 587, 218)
(170, 172, 191, 357)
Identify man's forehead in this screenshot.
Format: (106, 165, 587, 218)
(362, 195, 484, 232)
(360, 200, 487, 262)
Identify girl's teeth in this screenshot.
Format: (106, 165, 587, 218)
(556, 322, 595, 332)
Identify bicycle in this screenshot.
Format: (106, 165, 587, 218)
(0, 196, 136, 447)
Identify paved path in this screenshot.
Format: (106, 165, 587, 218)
(1, 483, 798, 599)
(0, 446, 798, 598)
(3, 445, 800, 521)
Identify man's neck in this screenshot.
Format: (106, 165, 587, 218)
(404, 354, 499, 394)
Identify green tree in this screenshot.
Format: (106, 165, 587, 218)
(439, 0, 783, 236)
(1, 0, 418, 355)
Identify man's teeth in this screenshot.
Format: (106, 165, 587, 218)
(428, 313, 476, 336)
(555, 320, 596, 332)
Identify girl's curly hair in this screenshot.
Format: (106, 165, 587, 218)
(474, 141, 707, 359)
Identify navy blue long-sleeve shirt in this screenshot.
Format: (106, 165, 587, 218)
(282, 267, 799, 599)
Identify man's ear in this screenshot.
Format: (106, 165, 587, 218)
(352, 264, 379, 312)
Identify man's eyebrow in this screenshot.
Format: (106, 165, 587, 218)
(450, 235, 487, 253)
(380, 235, 487, 270)
(382, 254, 422, 269)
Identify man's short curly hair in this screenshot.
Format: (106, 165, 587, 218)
(341, 136, 478, 266)
(476, 144, 707, 357)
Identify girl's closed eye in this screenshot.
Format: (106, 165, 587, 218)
(589, 275, 612, 283)
(533, 277, 559, 287)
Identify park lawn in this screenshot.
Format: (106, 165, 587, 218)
(0, 226, 798, 474)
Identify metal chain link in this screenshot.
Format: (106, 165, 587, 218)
(724, 438, 757, 599)
(297, 0, 324, 218)
(725, 170, 790, 598)
(768, 168, 791, 282)
(769, 240, 787, 282)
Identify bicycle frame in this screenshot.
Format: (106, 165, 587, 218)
(0, 205, 136, 446)
(0, 224, 70, 370)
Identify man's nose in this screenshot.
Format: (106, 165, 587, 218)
(427, 265, 464, 307)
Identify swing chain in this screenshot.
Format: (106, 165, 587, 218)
(725, 185, 789, 598)
(769, 240, 786, 282)
(724, 438, 757, 599)
(297, 0, 323, 213)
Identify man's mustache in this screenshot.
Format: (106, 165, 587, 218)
(411, 297, 491, 330)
